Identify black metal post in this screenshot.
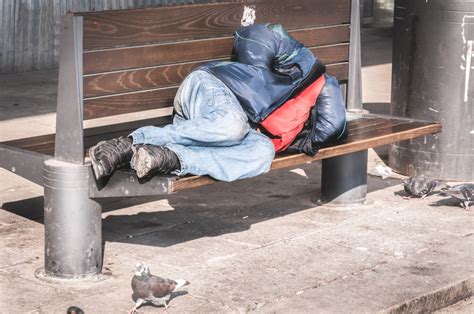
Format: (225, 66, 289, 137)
(321, 150, 368, 205)
(320, 0, 367, 206)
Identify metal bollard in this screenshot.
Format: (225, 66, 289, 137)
(43, 159, 102, 279)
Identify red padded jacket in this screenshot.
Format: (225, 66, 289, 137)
(260, 75, 326, 152)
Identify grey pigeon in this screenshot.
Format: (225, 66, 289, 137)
(441, 183, 474, 210)
(402, 175, 439, 199)
(67, 306, 84, 314)
(129, 263, 189, 313)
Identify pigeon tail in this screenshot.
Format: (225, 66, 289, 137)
(174, 279, 189, 291)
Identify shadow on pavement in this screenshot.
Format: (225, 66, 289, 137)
(2, 163, 402, 249)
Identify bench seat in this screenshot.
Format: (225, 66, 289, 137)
(0, 114, 441, 197)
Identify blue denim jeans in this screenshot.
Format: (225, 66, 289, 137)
(130, 70, 275, 182)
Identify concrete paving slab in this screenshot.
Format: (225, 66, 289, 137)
(0, 271, 79, 313)
(0, 220, 43, 268)
(374, 200, 474, 237)
(259, 236, 474, 313)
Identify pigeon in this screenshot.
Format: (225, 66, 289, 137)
(402, 175, 440, 199)
(129, 263, 189, 314)
(441, 183, 474, 210)
(67, 306, 84, 314)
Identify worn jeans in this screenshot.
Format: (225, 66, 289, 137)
(130, 70, 275, 182)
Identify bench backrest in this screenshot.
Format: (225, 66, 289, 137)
(54, 0, 358, 164)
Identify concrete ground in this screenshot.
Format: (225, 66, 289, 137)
(1, 25, 473, 313)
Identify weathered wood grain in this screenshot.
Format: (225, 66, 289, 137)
(84, 60, 349, 99)
(83, 40, 348, 75)
(82, 52, 348, 121)
(84, 60, 211, 98)
(82, 41, 348, 120)
(2, 114, 441, 191)
(80, 0, 350, 50)
(0, 116, 172, 156)
(83, 25, 350, 97)
(83, 87, 178, 120)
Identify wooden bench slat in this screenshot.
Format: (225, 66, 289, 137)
(341, 121, 428, 142)
(84, 61, 348, 99)
(306, 122, 441, 160)
(1, 117, 172, 156)
(1, 134, 55, 153)
(346, 119, 407, 134)
(83, 87, 177, 120)
(83, 38, 349, 75)
(5, 115, 386, 155)
(83, 37, 233, 75)
(84, 61, 204, 98)
(80, 0, 350, 51)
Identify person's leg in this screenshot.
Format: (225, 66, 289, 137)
(89, 70, 249, 180)
(162, 129, 275, 182)
(130, 70, 250, 147)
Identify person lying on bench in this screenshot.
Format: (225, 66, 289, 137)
(89, 23, 331, 182)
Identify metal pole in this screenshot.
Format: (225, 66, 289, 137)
(43, 159, 102, 278)
(347, 0, 363, 113)
(321, 150, 368, 205)
(54, 15, 84, 164)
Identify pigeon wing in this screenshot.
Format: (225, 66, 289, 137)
(148, 276, 177, 298)
(412, 179, 426, 196)
(131, 275, 152, 300)
(419, 179, 437, 196)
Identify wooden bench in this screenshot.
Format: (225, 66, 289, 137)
(0, 0, 441, 279)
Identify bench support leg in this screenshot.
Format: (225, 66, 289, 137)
(43, 159, 102, 279)
(321, 150, 368, 205)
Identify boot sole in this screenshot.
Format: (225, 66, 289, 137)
(135, 147, 154, 179)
